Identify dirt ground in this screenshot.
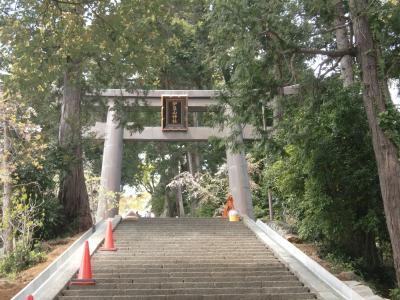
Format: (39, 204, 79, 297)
(292, 242, 336, 273)
(0, 235, 79, 300)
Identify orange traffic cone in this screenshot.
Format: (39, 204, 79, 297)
(100, 220, 117, 251)
(26, 295, 34, 300)
(69, 241, 95, 285)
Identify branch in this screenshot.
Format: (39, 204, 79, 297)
(294, 47, 356, 57)
(289, 53, 297, 82)
(310, 23, 351, 37)
(260, 30, 287, 45)
(261, 29, 357, 58)
(51, 0, 81, 5)
(320, 58, 341, 79)
(317, 57, 333, 78)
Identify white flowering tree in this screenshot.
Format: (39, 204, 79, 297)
(167, 154, 262, 217)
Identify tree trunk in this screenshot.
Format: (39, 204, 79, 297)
(187, 152, 195, 175)
(58, 61, 92, 231)
(350, 0, 400, 285)
(176, 184, 185, 217)
(268, 188, 274, 221)
(336, 0, 380, 270)
(1, 122, 13, 254)
(334, 1, 354, 87)
(160, 195, 169, 217)
(273, 60, 284, 128)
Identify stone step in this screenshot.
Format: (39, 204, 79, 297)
(113, 234, 257, 237)
(114, 238, 257, 240)
(119, 225, 244, 228)
(59, 294, 316, 300)
(116, 229, 250, 231)
(62, 286, 310, 296)
(92, 266, 286, 274)
(113, 237, 256, 239)
(91, 257, 277, 262)
(57, 218, 315, 300)
(92, 263, 286, 270)
(89, 275, 299, 283)
(112, 244, 265, 248)
(113, 247, 270, 252)
(93, 267, 286, 273)
(67, 280, 303, 290)
(92, 257, 277, 261)
(94, 250, 274, 254)
(92, 258, 278, 263)
(114, 227, 252, 230)
(114, 227, 251, 230)
(92, 248, 275, 257)
(118, 219, 234, 221)
(113, 237, 257, 241)
(115, 229, 251, 232)
(94, 251, 274, 256)
(115, 230, 255, 232)
(93, 270, 293, 279)
(115, 230, 251, 232)
(114, 229, 253, 231)
(113, 243, 262, 246)
(113, 240, 262, 244)
(91, 261, 281, 266)
(113, 243, 268, 246)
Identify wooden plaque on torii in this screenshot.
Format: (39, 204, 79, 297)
(161, 95, 188, 131)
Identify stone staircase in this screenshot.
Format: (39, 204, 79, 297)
(57, 218, 317, 300)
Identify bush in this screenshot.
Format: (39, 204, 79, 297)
(323, 253, 356, 274)
(390, 288, 400, 300)
(38, 198, 66, 240)
(253, 204, 267, 219)
(0, 244, 46, 277)
(196, 200, 221, 217)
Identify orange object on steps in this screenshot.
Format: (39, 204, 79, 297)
(100, 220, 117, 251)
(222, 195, 235, 218)
(69, 241, 96, 285)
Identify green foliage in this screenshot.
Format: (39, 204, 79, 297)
(323, 253, 357, 274)
(38, 198, 66, 240)
(379, 105, 400, 152)
(253, 204, 268, 219)
(13, 144, 66, 240)
(391, 288, 400, 300)
(196, 200, 221, 217)
(158, 0, 212, 89)
(0, 244, 46, 277)
(150, 186, 169, 217)
(265, 78, 389, 273)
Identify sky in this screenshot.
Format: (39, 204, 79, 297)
(389, 80, 400, 106)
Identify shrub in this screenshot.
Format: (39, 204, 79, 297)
(38, 198, 66, 240)
(0, 244, 46, 277)
(390, 288, 400, 300)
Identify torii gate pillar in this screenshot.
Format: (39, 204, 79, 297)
(225, 124, 254, 219)
(96, 100, 123, 222)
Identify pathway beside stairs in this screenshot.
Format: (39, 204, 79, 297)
(57, 218, 317, 300)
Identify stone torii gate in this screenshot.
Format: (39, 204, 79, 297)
(89, 90, 258, 221)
